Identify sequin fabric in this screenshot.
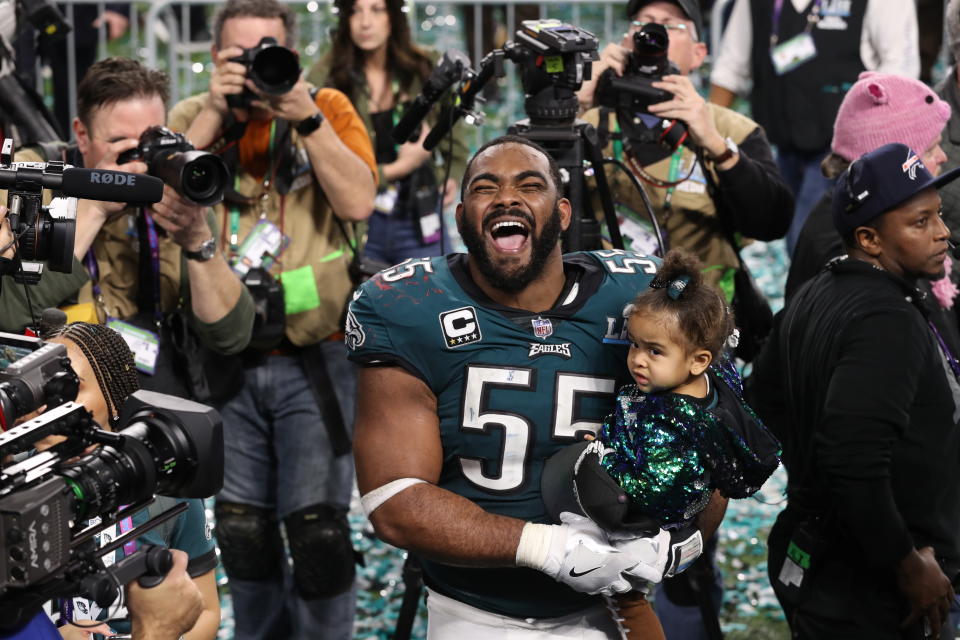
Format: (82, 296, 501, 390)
(599, 359, 779, 528)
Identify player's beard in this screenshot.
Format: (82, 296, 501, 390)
(460, 200, 563, 294)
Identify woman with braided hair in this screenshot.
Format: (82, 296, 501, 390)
(43, 322, 140, 431)
(34, 322, 221, 640)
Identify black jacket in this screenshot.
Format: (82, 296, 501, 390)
(751, 258, 960, 574)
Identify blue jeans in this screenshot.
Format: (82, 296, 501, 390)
(217, 342, 357, 640)
(364, 209, 444, 266)
(777, 147, 834, 256)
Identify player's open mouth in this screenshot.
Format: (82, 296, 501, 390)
(488, 219, 531, 252)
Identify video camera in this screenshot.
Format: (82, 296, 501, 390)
(392, 20, 639, 254)
(0, 332, 224, 630)
(393, 19, 600, 149)
(227, 36, 302, 109)
(0, 138, 163, 285)
(117, 126, 229, 206)
(595, 23, 690, 149)
(16, 0, 71, 47)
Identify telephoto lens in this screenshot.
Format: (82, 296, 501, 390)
(152, 149, 228, 207)
(227, 36, 302, 108)
(248, 40, 301, 95)
(117, 126, 228, 206)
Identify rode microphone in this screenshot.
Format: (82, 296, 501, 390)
(0, 166, 164, 205)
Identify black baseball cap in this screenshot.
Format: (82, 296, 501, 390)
(625, 0, 704, 41)
(832, 142, 960, 236)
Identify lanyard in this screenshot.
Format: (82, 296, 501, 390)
(662, 149, 686, 212)
(83, 209, 161, 320)
(929, 320, 960, 381)
(771, 0, 822, 47)
(83, 248, 101, 299)
(140, 210, 163, 322)
(119, 513, 137, 556)
(224, 120, 279, 257)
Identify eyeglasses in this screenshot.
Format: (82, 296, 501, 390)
(629, 20, 697, 41)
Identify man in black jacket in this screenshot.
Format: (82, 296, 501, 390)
(752, 143, 960, 639)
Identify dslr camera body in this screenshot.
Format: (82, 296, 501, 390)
(595, 23, 690, 149)
(117, 126, 228, 206)
(227, 36, 302, 109)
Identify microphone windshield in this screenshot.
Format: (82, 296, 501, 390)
(59, 168, 163, 204)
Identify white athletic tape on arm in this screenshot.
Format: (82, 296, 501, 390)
(515, 522, 555, 572)
(360, 478, 427, 516)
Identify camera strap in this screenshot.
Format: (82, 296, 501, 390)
(81, 209, 162, 323)
(134, 210, 163, 324)
(625, 147, 695, 192)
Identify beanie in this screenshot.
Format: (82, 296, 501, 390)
(831, 71, 950, 162)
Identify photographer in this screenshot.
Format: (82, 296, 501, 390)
(578, 0, 791, 345)
(30, 321, 219, 640)
(307, 0, 469, 265)
(576, 0, 791, 635)
(0, 58, 255, 400)
(167, 1, 377, 638)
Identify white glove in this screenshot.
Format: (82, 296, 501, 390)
(609, 528, 671, 585)
(612, 527, 703, 586)
(515, 512, 637, 596)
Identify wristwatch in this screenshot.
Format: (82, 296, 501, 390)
(184, 236, 216, 262)
(295, 111, 324, 136)
(707, 136, 739, 165)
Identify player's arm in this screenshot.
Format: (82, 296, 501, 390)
(355, 365, 524, 566)
(356, 365, 643, 596)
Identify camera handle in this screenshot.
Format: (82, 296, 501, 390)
(78, 501, 188, 607)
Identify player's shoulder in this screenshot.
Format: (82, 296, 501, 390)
(568, 249, 661, 286)
(353, 255, 455, 307)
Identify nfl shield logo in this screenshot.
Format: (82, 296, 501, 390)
(532, 316, 553, 339)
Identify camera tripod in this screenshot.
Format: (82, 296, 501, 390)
(508, 118, 624, 252)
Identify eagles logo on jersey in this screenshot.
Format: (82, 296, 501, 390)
(347, 249, 659, 618)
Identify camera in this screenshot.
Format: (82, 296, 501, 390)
(0, 332, 79, 431)
(117, 126, 228, 207)
(595, 23, 690, 149)
(1, 139, 76, 277)
(226, 36, 301, 109)
(0, 356, 224, 631)
(16, 0, 71, 47)
(510, 20, 599, 126)
(1, 138, 163, 285)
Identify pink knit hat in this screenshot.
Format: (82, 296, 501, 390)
(831, 71, 951, 161)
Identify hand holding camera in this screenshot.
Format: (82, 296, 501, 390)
(127, 549, 204, 640)
(207, 46, 251, 118)
(246, 77, 318, 127)
(149, 185, 213, 254)
(647, 74, 728, 156)
(71, 140, 146, 245)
